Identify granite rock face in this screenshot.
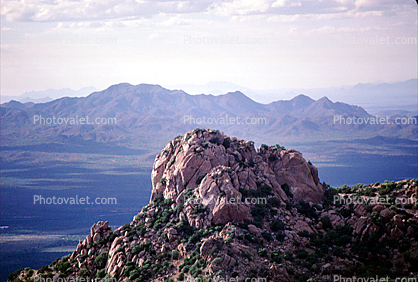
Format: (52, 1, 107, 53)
(150, 129, 325, 227)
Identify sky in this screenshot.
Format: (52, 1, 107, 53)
(1, 0, 417, 97)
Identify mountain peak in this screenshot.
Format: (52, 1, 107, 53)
(291, 94, 314, 101)
(8, 128, 418, 282)
(150, 129, 325, 225)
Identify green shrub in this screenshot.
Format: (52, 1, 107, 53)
(404, 203, 413, 209)
(172, 250, 180, 260)
(284, 251, 294, 261)
(271, 251, 282, 263)
(320, 216, 332, 229)
(295, 249, 308, 259)
(324, 187, 339, 207)
(258, 248, 268, 257)
(241, 251, 252, 261)
(78, 269, 89, 277)
(55, 261, 71, 274)
(262, 232, 273, 241)
(96, 269, 106, 278)
(268, 197, 281, 208)
(270, 219, 285, 232)
(131, 242, 151, 254)
(276, 232, 285, 241)
(129, 269, 140, 280)
(281, 183, 293, 198)
(94, 253, 107, 269)
(296, 200, 318, 219)
(26, 269, 34, 278)
(212, 258, 221, 265)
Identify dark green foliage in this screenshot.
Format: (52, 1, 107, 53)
(176, 220, 194, 237)
(324, 225, 353, 246)
(129, 269, 140, 280)
(270, 219, 285, 232)
(276, 231, 285, 241)
(245, 268, 258, 279)
(222, 138, 231, 149)
(271, 251, 282, 263)
(188, 230, 203, 244)
(297, 230, 310, 238)
(78, 269, 89, 277)
(272, 144, 286, 150)
(378, 182, 396, 195)
(96, 269, 106, 278)
(261, 232, 273, 241)
(172, 250, 179, 260)
(26, 269, 34, 278)
(240, 184, 272, 200)
(320, 216, 332, 230)
(284, 251, 294, 261)
(241, 251, 252, 261)
(244, 232, 259, 244)
(94, 252, 108, 269)
(159, 177, 167, 185)
(55, 261, 71, 275)
(285, 200, 292, 211)
(131, 242, 151, 254)
(340, 205, 354, 218)
(153, 194, 173, 208)
(281, 183, 293, 198)
(268, 197, 281, 208)
(332, 247, 346, 258)
(295, 200, 318, 219)
(404, 203, 413, 209)
(209, 137, 222, 145)
(251, 203, 268, 225)
(295, 249, 308, 259)
(257, 248, 268, 257)
(7, 268, 23, 281)
(268, 154, 277, 162)
(260, 184, 272, 196)
(39, 265, 52, 273)
(324, 187, 339, 207)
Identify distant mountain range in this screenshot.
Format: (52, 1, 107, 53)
(0, 87, 97, 104)
(1, 83, 416, 151)
(2, 79, 417, 112)
(168, 79, 418, 112)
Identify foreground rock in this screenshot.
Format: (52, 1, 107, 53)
(8, 129, 418, 282)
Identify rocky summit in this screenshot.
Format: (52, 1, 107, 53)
(8, 129, 418, 282)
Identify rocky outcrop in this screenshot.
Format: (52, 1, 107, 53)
(150, 129, 325, 228)
(8, 130, 418, 282)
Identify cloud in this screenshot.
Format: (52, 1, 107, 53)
(306, 25, 385, 35)
(209, 0, 272, 16)
(1, 0, 414, 24)
(209, 0, 413, 19)
(0, 0, 215, 23)
(148, 33, 162, 40)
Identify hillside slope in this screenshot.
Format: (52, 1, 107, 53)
(8, 129, 418, 282)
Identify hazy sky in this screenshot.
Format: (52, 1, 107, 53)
(1, 0, 417, 96)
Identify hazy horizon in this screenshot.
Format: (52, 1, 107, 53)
(1, 0, 417, 97)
